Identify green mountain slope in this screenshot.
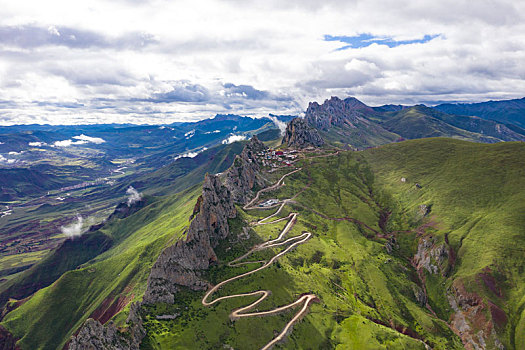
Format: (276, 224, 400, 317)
(1, 138, 523, 349)
(434, 97, 525, 127)
(2, 187, 200, 349)
(379, 105, 524, 142)
(128, 141, 246, 196)
(141, 139, 523, 349)
(362, 139, 525, 349)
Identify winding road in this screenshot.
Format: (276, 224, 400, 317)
(202, 167, 318, 350)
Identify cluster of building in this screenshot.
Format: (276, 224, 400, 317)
(257, 149, 298, 168)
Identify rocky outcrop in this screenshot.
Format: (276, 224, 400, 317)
(224, 135, 268, 204)
(412, 285, 427, 306)
(70, 137, 265, 349)
(304, 96, 379, 130)
(298, 96, 399, 149)
(447, 282, 505, 350)
(143, 173, 236, 304)
(413, 236, 449, 275)
(282, 117, 324, 148)
(69, 302, 144, 350)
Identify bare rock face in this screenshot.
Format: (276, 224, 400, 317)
(224, 135, 268, 204)
(447, 282, 505, 350)
(282, 117, 324, 148)
(413, 236, 449, 275)
(143, 173, 236, 304)
(70, 137, 265, 349)
(304, 96, 379, 130)
(69, 319, 125, 350)
(69, 301, 145, 350)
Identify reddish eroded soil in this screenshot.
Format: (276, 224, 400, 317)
(488, 301, 507, 328)
(366, 316, 429, 346)
(478, 267, 504, 298)
(89, 288, 134, 325)
(449, 280, 506, 348)
(0, 324, 21, 350)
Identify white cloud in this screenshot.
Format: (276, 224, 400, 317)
(0, 153, 19, 164)
(53, 139, 85, 147)
(61, 215, 84, 238)
(0, 0, 524, 125)
(52, 134, 105, 147)
(126, 186, 142, 206)
(173, 147, 208, 160)
(222, 134, 247, 144)
(267, 115, 287, 135)
(72, 134, 105, 144)
(28, 141, 47, 146)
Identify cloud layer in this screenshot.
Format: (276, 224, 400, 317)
(1, 0, 524, 125)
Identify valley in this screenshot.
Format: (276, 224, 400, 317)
(2, 2, 524, 348)
(0, 98, 523, 350)
(0, 115, 287, 283)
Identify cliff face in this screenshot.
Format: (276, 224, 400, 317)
(282, 117, 324, 148)
(69, 302, 144, 350)
(69, 137, 264, 349)
(305, 96, 379, 130)
(144, 136, 266, 304)
(223, 135, 267, 204)
(143, 173, 236, 304)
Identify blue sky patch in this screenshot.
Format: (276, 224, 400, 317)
(324, 33, 440, 50)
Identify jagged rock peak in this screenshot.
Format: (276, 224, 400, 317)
(68, 312, 144, 350)
(282, 117, 324, 148)
(142, 173, 236, 304)
(305, 96, 378, 130)
(224, 136, 267, 205)
(241, 134, 266, 157)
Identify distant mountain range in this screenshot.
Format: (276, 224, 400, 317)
(284, 96, 525, 149)
(0, 97, 524, 350)
(434, 97, 525, 127)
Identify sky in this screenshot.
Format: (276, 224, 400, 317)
(0, 0, 524, 125)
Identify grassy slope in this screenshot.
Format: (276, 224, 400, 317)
(0, 231, 113, 306)
(2, 186, 201, 349)
(318, 123, 399, 149)
(141, 149, 464, 349)
(129, 141, 245, 197)
(4, 138, 522, 349)
(362, 138, 525, 349)
(379, 107, 501, 143)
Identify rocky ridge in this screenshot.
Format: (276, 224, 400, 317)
(282, 117, 325, 148)
(143, 173, 236, 304)
(68, 136, 267, 349)
(69, 302, 144, 350)
(223, 135, 268, 204)
(412, 235, 505, 350)
(304, 96, 378, 130)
